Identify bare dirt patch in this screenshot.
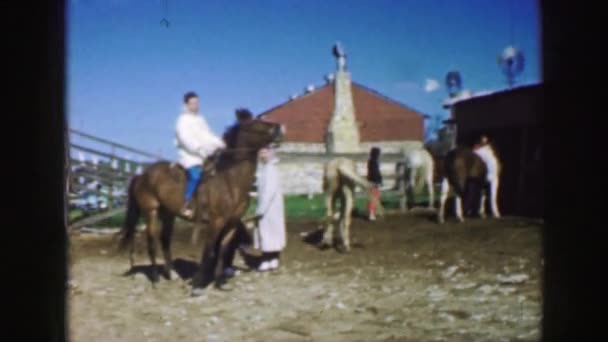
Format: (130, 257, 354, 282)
(68, 214, 542, 341)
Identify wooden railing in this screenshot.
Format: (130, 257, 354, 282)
(68, 129, 163, 230)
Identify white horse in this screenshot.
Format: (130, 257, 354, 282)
(396, 146, 435, 212)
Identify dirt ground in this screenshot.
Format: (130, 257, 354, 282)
(68, 213, 543, 342)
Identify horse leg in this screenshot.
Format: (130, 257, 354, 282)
(426, 171, 435, 210)
(145, 209, 162, 284)
(128, 233, 136, 270)
(490, 177, 502, 218)
(400, 170, 409, 213)
(408, 167, 417, 209)
(478, 183, 487, 219)
(340, 184, 354, 252)
(192, 225, 221, 296)
(191, 222, 204, 245)
(321, 191, 336, 247)
(159, 210, 176, 280)
(437, 178, 449, 224)
(455, 194, 464, 223)
(213, 226, 237, 290)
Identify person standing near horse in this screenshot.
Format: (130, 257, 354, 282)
(367, 147, 383, 221)
(175, 91, 226, 219)
(253, 147, 286, 271)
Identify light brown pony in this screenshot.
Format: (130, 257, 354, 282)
(119, 109, 283, 295)
(320, 157, 384, 252)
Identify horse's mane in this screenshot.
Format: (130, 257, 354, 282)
(221, 108, 254, 148)
(214, 108, 255, 169)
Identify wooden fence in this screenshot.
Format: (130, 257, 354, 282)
(67, 129, 163, 230)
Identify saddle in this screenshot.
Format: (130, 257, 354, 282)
(169, 154, 220, 222)
(169, 154, 219, 181)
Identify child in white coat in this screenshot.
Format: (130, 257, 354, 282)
(254, 147, 286, 271)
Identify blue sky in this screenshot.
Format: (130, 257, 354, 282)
(68, 0, 541, 158)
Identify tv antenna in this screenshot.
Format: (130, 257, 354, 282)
(498, 46, 525, 88)
(445, 71, 462, 98)
(160, 0, 170, 28)
(497, 1, 524, 87)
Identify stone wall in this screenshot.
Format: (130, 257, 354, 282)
(277, 142, 326, 153)
(274, 152, 404, 195)
(359, 140, 423, 154)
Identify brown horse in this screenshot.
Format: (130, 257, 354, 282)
(119, 109, 283, 295)
(436, 147, 491, 224)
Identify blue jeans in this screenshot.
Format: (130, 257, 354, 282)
(185, 166, 202, 202)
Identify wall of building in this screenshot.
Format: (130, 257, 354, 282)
(359, 140, 423, 154)
(273, 151, 404, 195)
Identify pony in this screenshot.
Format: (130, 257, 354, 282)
(397, 146, 435, 212)
(118, 109, 283, 296)
(436, 144, 501, 224)
(319, 157, 384, 252)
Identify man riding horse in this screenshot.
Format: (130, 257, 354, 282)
(175, 91, 226, 219)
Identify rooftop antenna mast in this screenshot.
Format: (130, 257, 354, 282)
(497, 0, 524, 88)
(160, 0, 170, 28)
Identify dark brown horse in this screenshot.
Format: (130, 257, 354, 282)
(119, 109, 283, 295)
(435, 147, 489, 224)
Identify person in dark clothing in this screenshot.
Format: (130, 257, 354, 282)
(367, 147, 383, 221)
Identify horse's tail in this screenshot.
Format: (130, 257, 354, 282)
(337, 164, 384, 216)
(118, 176, 141, 251)
(337, 163, 371, 190)
(414, 168, 425, 194)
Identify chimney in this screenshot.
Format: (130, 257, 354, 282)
(326, 42, 360, 153)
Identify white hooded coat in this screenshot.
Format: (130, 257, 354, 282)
(175, 110, 226, 169)
(254, 157, 286, 252)
(474, 145, 499, 182)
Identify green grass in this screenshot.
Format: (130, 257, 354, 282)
(71, 189, 438, 228)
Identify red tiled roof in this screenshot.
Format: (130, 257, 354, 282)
(259, 82, 425, 143)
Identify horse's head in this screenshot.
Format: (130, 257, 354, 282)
(223, 108, 284, 152)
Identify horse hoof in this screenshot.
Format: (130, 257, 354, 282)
(317, 241, 332, 250)
(151, 274, 160, 284)
(336, 244, 351, 253)
(215, 281, 233, 291)
(191, 287, 206, 297)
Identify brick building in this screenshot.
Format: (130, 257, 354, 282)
(258, 44, 426, 194)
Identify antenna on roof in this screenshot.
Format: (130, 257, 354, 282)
(498, 46, 525, 88)
(160, 0, 170, 28)
(445, 71, 463, 98)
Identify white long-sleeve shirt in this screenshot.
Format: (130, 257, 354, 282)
(175, 111, 226, 168)
(474, 145, 499, 182)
